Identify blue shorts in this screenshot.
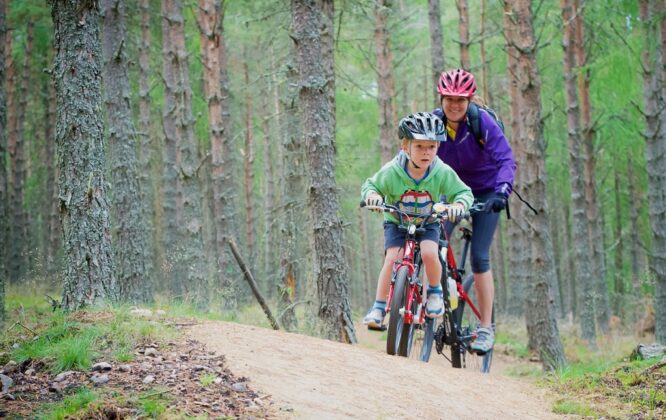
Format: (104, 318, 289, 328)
(384, 221, 441, 250)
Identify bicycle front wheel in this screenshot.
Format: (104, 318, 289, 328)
(404, 284, 434, 361)
(387, 266, 409, 356)
(455, 273, 494, 373)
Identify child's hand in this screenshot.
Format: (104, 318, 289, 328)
(434, 202, 465, 222)
(365, 192, 383, 207)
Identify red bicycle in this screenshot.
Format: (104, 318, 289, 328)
(361, 201, 447, 360)
(427, 201, 496, 373)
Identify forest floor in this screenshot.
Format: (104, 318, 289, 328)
(189, 320, 562, 419)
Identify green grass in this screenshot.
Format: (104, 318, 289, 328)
(137, 389, 171, 418)
(552, 399, 599, 416)
(40, 387, 98, 420)
(199, 372, 217, 387)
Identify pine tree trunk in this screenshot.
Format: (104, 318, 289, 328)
(628, 153, 644, 299)
(321, 0, 335, 125)
(278, 59, 303, 332)
(197, 0, 239, 307)
(504, 0, 566, 371)
(427, 0, 444, 108)
(639, 0, 666, 344)
(374, 0, 396, 164)
(479, 0, 492, 104)
(161, 0, 208, 309)
(0, 0, 6, 324)
(43, 62, 59, 275)
(242, 59, 256, 266)
(456, 0, 470, 70)
(573, 0, 610, 333)
(492, 220, 508, 314)
(261, 94, 275, 294)
(5, 27, 16, 283)
(291, 0, 356, 343)
(8, 20, 33, 281)
(160, 0, 180, 293)
(102, 0, 151, 303)
(613, 169, 625, 319)
(503, 6, 525, 319)
(546, 220, 563, 319)
(561, 0, 596, 344)
(52, 0, 117, 310)
(138, 0, 156, 286)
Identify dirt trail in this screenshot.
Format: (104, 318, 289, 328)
(190, 321, 561, 419)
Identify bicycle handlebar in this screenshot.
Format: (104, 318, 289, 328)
(360, 199, 491, 222)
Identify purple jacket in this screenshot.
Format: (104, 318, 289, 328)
(433, 108, 516, 196)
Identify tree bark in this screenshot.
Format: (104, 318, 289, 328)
(43, 73, 59, 275)
(242, 58, 256, 267)
(137, 0, 156, 284)
(504, 0, 566, 371)
(102, 0, 151, 303)
(8, 20, 33, 282)
(639, 0, 666, 344)
(261, 94, 275, 294)
(374, 0, 396, 164)
(291, 0, 356, 343)
(197, 0, 239, 307)
(456, 0, 470, 70)
(278, 58, 304, 332)
(52, 0, 117, 310)
(503, 4, 525, 319)
(628, 153, 644, 299)
(479, 0, 492, 104)
(5, 25, 15, 282)
(613, 169, 625, 319)
(427, 0, 444, 108)
(573, 0, 610, 333)
(0, 0, 6, 324)
(560, 0, 596, 344)
(161, 0, 208, 309)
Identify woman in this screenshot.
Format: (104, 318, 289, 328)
(433, 68, 516, 354)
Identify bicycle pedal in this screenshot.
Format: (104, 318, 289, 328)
(469, 346, 492, 356)
(367, 324, 387, 332)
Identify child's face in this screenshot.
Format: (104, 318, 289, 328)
(404, 140, 439, 167)
(441, 96, 470, 122)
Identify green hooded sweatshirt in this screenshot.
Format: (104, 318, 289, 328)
(361, 151, 474, 225)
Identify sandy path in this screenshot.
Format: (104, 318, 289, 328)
(189, 321, 561, 419)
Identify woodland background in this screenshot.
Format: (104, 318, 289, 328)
(0, 0, 664, 371)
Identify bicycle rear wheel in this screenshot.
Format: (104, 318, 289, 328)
(387, 266, 409, 355)
(455, 273, 494, 373)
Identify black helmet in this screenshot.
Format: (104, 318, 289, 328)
(398, 112, 446, 142)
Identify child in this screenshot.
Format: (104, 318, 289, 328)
(361, 112, 474, 329)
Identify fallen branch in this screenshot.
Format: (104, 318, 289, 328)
(7, 322, 38, 337)
(227, 238, 280, 331)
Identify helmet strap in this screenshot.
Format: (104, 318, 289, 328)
(405, 143, 421, 169)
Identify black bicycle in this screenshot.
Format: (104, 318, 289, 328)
(419, 202, 496, 373)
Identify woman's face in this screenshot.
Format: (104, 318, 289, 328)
(441, 96, 470, 123)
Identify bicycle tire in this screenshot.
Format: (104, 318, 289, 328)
(387, 266, 409, 355)
(455, 273, 494, 373)
(416, 317, 436, 362)
(398, 280, 416, 357)
(402, 281, 431, 360)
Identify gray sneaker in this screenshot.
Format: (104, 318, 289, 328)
(363, 308, 385, 329)
(425, 292, 444, 318)
(470, 327, 494, 354)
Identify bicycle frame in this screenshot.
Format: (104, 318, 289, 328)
(386, 232, 424, 326)
(442, 224, 481, 321)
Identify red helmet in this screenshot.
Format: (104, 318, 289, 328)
(437, 69, 476, 97)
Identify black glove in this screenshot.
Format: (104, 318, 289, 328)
(485, 192, 508, 213)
